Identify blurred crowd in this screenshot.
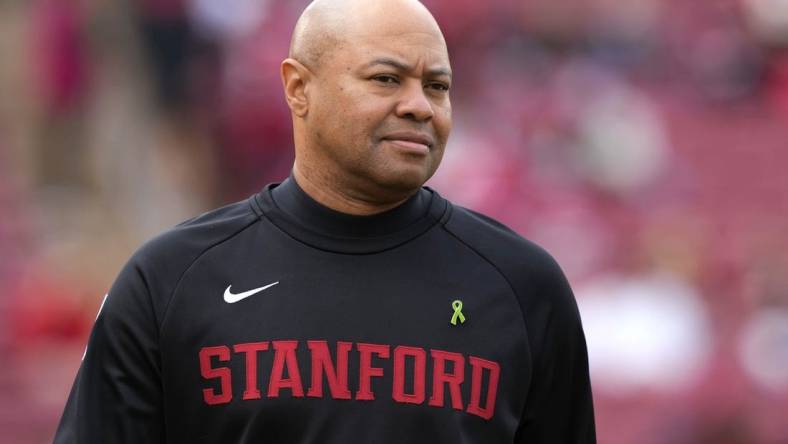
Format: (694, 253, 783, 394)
(0, 0, 787, 442)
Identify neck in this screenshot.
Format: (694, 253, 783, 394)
(292, 162, 411, 216)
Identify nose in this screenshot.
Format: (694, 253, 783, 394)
(395, 80, 434, 122)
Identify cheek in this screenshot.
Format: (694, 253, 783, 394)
(344, 101, 388, 142)
(316, 81, 399, 149)
(314, 89, 358, 140)
(434, 106, 452, 141)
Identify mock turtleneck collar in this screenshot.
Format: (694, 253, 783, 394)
(253, 176, 448, 254)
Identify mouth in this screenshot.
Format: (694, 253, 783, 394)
(381, 132, 435, 153)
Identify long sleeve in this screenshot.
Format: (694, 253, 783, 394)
(514, 254, 596, 443)
(53, 256, 165, 443)
(442, 206, 596, 443)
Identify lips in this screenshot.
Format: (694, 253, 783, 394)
(381, 131, 435, 148)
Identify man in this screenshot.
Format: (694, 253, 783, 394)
(54, 0, 596, 442)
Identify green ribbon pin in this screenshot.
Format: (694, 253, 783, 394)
(450, 300, 466, 325)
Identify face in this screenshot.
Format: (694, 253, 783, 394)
(305, 21, 453, 197)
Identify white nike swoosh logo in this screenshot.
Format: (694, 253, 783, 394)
(223, 282, 279, 303)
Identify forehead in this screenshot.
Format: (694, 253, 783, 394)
(332, 4, 450, 70)
(339, 29, 451, 73)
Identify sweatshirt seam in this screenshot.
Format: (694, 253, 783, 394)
(439, 222, 531, 346)
(439, 211, 535, 421)
(157, 209, 261, 340)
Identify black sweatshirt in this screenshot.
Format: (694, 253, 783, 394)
(54, 178, 595, 443)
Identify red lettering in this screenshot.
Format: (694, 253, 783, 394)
(428, 349, 464, 410)
(355, 343, 390, 401)
(233, 342, 269, 400)
(268, 340, 304, 398)
(466, 356, 500, 420)
(392, 346, 426, 404)
(306, 340, 352, 400)
(199, 346, 232, 405)
(199, 338, 501, 420)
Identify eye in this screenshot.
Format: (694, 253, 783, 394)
(373, 75, 399, 84)
(427, 82, 450, 92)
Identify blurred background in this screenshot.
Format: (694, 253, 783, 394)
(0, 0, 787, 442)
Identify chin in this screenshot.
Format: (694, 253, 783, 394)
(359, 149, 442, 197)
(374, 166, 433, 194)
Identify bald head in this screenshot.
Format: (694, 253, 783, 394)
(281, 0, 453, 214)
(289, 0, 446, 72)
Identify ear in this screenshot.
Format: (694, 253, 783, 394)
(281, 58, 312, 118)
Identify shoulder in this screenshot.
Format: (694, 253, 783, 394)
(111, 196, 261, 326)
(442, 203, 576, 316)
(443, 204, 564, 286)
(134, 196, 260, 269)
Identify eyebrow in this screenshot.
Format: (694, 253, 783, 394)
(365, 57, 452, 78)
